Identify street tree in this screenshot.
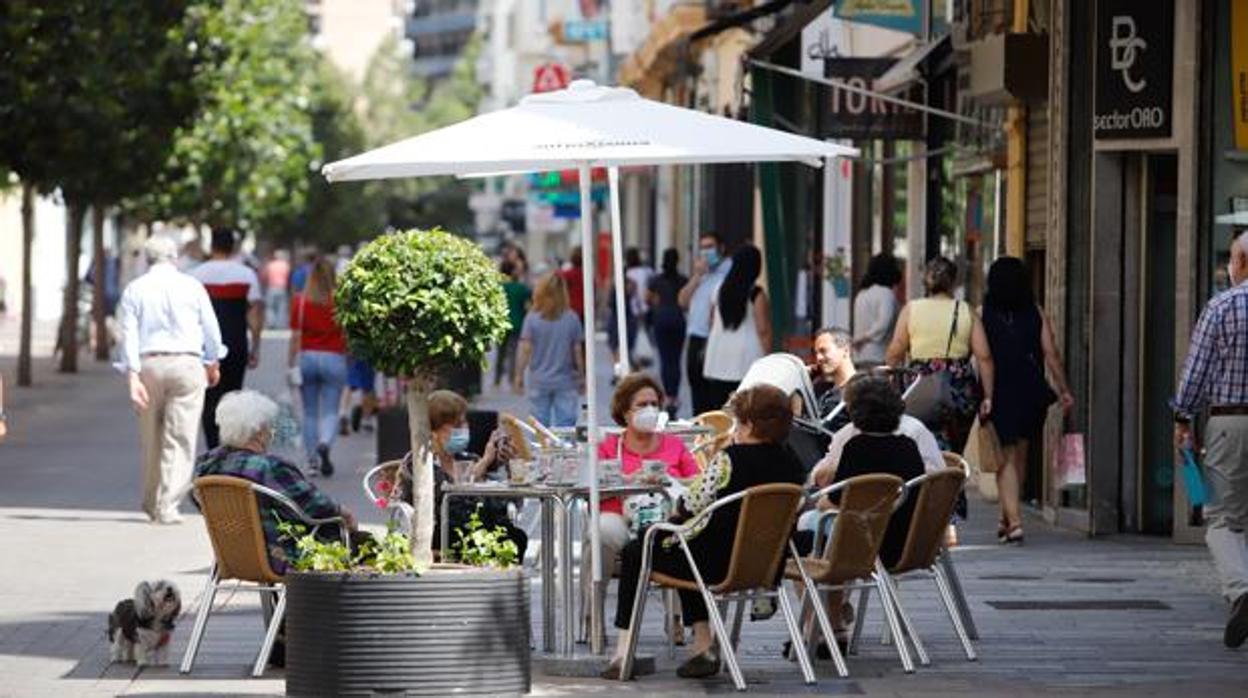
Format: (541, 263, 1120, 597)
(0, 1, 200, 373)
(134, 0, 319, 234)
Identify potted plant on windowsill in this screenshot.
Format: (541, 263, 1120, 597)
(284, 229, 527, 697)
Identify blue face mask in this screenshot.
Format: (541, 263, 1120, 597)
(445, 427, 471, 454)
(701, 248, 721, 269)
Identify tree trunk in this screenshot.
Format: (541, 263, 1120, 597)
(91, 206, 109, 361)
(58, 201, 85, 373)
(17, 184, 35, 387)
(406, 373, 436, 570)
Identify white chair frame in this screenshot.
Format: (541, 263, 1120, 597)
(180, 481, 349, 677)
(618, 486, 814, 691)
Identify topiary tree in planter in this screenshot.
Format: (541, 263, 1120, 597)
(336, 228, 509, 568)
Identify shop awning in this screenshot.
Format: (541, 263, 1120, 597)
(873, 34, 951, 93)
(617, 5, 707, 98)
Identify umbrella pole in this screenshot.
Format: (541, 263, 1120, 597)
(578, 162, 605, 655)
(608, 166, 629, 377)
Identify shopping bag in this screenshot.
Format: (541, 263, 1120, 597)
(1180, 447, 1209, 507)
(968, 416, 1002, 474)
(1056, 433, 1086, 485)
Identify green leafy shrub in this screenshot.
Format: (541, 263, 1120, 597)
(276, 518, 420, 574)
(334, 228, 511, 378)
(452, 504, 519, 569)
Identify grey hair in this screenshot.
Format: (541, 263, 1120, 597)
(215, 390, 279, 448)
(143, 236, 179, 264)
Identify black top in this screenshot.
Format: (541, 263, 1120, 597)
(680, 442, 806, 584)
(830, 433, 925, 569)
(649, 273, 688, 309)
(981, 305, 1055, 444)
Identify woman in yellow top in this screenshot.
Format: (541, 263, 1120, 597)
(886, 256, 995, 454)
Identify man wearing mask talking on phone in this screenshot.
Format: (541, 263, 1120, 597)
(679, 233, 733, 415)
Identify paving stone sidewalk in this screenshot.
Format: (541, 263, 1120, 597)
(0, 332, 1244, 697)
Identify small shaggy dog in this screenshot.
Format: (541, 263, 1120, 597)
(107, 580, 181, 666)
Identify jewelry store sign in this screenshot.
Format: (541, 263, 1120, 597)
(1093, 0, 1174, 140)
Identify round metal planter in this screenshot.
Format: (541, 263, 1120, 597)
(285, 567, 531, 697)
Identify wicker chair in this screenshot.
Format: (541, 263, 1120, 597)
(619, 483, 813, 691)
(180, 475, 349, 677)
(934, 452, 979, 640)
(784, 474, 912, 676)
(877, 467, 978, 663)
(362, 459, 412, 534)
(499, 412, 538, 461)
(691, 410, 734, 469)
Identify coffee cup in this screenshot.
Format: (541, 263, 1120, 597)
(509, 459, 530, 484)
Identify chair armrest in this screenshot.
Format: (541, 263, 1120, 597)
(252, 482, 350, 548)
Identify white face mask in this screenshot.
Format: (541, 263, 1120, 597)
(630, 406, 665, 433)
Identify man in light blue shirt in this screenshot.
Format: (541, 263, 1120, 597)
(678, 232, 732, 415)
(117, 236, 225, 524)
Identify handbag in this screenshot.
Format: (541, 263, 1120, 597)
(1056, 432, 1086, 485)
(905, 300, 962, 425)
(287, 295, 305, 387)
(1180, 447, 1209, 507)
(967, 415, 1002, 474)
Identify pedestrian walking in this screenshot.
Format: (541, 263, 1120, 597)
(625, 247, 655, 364)
(261, 250, 291, 329)
(495, 260, 531, 388)
(558, 246, 586, 324)
(702, 245, 770, 411)
(1174, 226, 1248, 648)
(607, 277, 638, 375)
(189, 228, 264, 450)
(515, 273, 585, 428)
(117, 236, 225, 524)
(886, 256, 995, 453)
(648, 248, 688, 416)
(981, 257, 1073, 545)
(289, 259, 348, 477)
(678, 232, 732, 415)
(852, 253, 902, 368)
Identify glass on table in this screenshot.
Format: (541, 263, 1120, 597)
(452, 459, 476, 484)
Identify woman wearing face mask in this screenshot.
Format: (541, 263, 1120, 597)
(399, 390, 528, 560)
(584, 374, 700, 637)
(603, 384, 805, 680)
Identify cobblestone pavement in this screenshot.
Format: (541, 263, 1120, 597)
(0, 328, 1244, 696)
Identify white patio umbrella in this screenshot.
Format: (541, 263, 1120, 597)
(323, 79, 857, 654)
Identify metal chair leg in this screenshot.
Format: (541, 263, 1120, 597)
(849, 586, 870, 655)
(776, 587, 817, 685)
(702, 590, 746, 691)
(664, 589, 677, 659)
(879, 565, 930, 666)
(874, 574, 914, 674)
(179, 567, 218, 674)
(938, 549, 979, 640)
(934, 564, 978, 661)
(252, 588, 286, 677)
(729, 599, 746, 653)
(619, 548, 654, 681)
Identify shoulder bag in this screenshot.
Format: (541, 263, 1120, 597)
(905, 300, 962, 426)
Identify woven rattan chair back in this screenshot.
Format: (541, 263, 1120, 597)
(194, 476, 283, 585)
(713, 483, 805, 593)
(818, 474, 904, 583)
(890, 468, 966, 574)
(499, 413, 536, 461)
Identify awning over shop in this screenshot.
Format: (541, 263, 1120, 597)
(873, 34, 951, 93)
(617, 5, 707, 98)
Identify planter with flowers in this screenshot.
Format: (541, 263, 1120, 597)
(284, 229, 528, 697)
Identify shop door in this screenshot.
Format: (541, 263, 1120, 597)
(1137, 154, 1177, 535)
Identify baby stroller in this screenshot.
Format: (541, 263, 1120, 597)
(737, 353, 836, 476)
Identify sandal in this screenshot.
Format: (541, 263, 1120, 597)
(676, 651, 721, 679)
(1003, 525, 1024, 545)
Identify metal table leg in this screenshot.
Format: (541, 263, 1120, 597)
(560, 495, 575, 656)
(541, 497, 555, 653)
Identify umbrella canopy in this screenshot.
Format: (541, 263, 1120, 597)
(322, 80, 856, 181)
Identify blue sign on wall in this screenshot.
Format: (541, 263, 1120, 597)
(834, 0, 924, 35)
(563, 19, 608, 42)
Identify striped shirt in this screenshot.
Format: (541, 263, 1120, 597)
(190, 259, 261, 360)
(1173, 283, 1248, 417)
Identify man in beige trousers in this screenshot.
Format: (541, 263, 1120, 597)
(118, 236, 225, 524)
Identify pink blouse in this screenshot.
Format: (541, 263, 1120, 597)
(597, 433, 699, 515)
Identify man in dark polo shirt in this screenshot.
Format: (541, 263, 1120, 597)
(190, 228, 264, 448)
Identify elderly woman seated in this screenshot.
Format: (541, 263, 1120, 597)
(398, 390, 528, 560)
(603, 385, 805, 681)
(194, 389, 362, 574)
